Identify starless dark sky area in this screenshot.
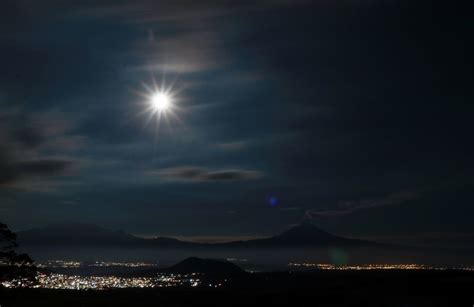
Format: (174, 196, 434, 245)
(0, 0, 472, 239)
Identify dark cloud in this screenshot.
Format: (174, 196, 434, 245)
(0, 106, 78, 189)
(0, 159, 73, 186)
(14, 159, 73, 177)
(13, 126, 44, 149)
(154, 166, 263, 182)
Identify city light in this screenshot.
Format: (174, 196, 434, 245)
(287, 263, 474, 271)
(1, 273, 204, 290)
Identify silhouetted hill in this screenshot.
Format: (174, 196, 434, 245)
(164, 257, 247, 276)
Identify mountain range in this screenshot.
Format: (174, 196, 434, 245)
(17, 222, 376, 249)
(17, 223, 474, 267)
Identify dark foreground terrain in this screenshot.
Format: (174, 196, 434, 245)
(2, 270, 474, 307)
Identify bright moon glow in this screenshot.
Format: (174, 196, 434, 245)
(135, 77, 181, 132)
(151, 92, 171, 111)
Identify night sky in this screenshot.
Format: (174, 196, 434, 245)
(1, 0, 472, 240)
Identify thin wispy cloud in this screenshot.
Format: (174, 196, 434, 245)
(151, 166, 263, 182)
(305, 191, 420, 219)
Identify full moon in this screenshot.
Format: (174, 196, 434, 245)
(151, 92, 171, 111)
(136, 79, 179, 129)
